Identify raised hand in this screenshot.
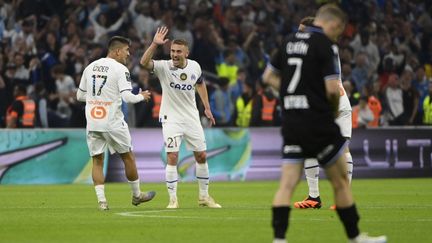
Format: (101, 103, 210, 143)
(153, 26, 169, 45)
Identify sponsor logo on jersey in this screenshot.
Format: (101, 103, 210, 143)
(283, 145, 302, 154)
(180, 73, 187, 81)
(170, 82, 193, 91)
(191, 74, 196, 81)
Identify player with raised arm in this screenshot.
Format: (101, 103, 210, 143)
(263, 4, 386, 243)
(294, 16, 354, 210)
(76, 36, 156, 210)
(140, 27, 221, 209)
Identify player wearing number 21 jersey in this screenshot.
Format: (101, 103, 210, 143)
(140, 27, 221, 209)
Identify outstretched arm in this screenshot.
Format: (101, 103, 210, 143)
(196, 81, 216, 126)
(140, 26, 169, 70)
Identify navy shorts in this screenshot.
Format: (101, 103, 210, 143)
(281, 121, 347, 167)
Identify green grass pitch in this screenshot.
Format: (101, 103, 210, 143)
(1, 178, 431, 243)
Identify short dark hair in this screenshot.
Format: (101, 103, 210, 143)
(300, 16, 315, 27)
(172, 39, 189, 48)
(108, 36, 131, 51)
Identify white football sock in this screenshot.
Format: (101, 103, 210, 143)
(196, 162, 209, 198)
(165, 165, 178, 199)
(304, 159, 320, 198)
(94, 184, 106, 202)
(128, 179, 141, 197)
(346, 152, 353, 184)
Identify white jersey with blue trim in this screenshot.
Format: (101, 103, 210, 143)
(153, 59, 202, 123)
(79, 57, 132, 131)
(335, 47, 352, 112)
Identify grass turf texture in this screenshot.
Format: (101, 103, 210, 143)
(0, 178, 431, 243)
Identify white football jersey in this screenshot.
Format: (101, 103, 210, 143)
(335, 48, 352, 112)
(153, 59, 202, 123)
(79, 58, 132, 131)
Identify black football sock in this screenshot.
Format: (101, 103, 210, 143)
(272, 206, 291, 239)
(336, 204, 360, 239)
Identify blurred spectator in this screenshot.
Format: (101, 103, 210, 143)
(171, 15, 194, 51)
(51, 64, 76, 122)
(253, 86, 279, 126)
(88, 4, 125, 43)
(6, 84, 35, 128)
(230, 68, 247, 103)
(365, 82, 383, 128)
(350, 28, 380, 74)
(210, 77, 234, 126)
(412, 65, 430, 124)
(233, 81, 255, 127)
(400, 69, 419, 125)
(30, 82, 49, 128)
(216, 50, 239, 87)
(383, 74, 404, 125)
(352, 96, 374, 129)
(423, 81, 432, 125)
(135, 68, 160, 127)
(351, 52, 371, 93)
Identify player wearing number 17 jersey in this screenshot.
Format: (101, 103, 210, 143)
(76, 36, 156, 211)
(263, 4, 386, 243)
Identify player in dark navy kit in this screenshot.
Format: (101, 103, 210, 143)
(263, 4, 386, 243)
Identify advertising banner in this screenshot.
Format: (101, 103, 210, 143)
(0, 129, 107, 184)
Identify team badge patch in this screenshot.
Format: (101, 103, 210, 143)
(180, 73, 187, 81)
(125, 72, 131, 82)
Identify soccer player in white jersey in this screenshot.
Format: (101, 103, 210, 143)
(294, 17, 354, 210)
(140, 26, 221, 209)
(76, 36, 156, 210)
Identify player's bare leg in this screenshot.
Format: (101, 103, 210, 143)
(120, 152, 156, 206)
(272, 162, 303, 242)
(166, 152, 179, 208)
(330, 146, 353, 210)
(92, 153, 108, 210)
(194, 151, 221, 208)
(325, 155, 387, 242)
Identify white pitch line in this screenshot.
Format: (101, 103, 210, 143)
(115, 210, 432, 222)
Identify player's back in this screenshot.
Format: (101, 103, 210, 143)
(277, 26, 340, 125)
(82, 57, 128, 131)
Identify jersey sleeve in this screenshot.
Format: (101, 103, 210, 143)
(118, 65, 133, 93)
(78, 68, 87, 92)
(269, 44, 284, 72)
(320, 41, 340, 82)
(196, 62, 203, 84)
(153, 60, 165, 76)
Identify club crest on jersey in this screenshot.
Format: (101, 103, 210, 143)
(180, 73, 187, 81)
(125, 72, 131, 82)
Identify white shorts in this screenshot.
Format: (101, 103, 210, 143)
(335, 110, 352, 139)
(162, 122, 206, 152)
(86, 128, 132, 156)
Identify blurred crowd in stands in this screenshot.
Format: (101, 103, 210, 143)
(2, 0, 432, 128)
